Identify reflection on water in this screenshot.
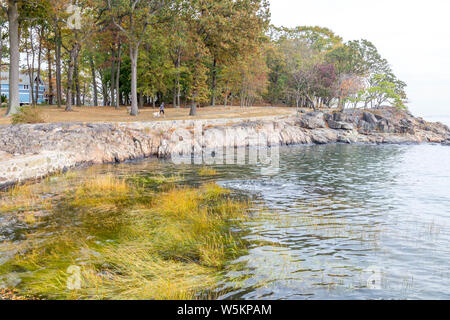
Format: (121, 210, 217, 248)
(1, 144, 450, 299)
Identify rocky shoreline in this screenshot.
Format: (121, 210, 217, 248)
(1, 107, 449, 189)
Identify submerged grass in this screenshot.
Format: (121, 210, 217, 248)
(71, 174, 132, 209)
(0, 169, 84, 215)
(198, 167, 218, 177)
(0, 175, 249, 300)
(0, 183, 53, 215)
(129, 174, 183, 191)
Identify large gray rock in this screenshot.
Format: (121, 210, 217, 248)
(327, 119, 343, 129)
(338, 130, 369, 144)
(397, 119, 415, 134)
(382, 134, 420, 144)
(341, 123, 354, 131)
(1, 106, 449, 188)
(359, 120, 376, 133)
(377, 119, 393, 133)
(333, 112, 347, 122)
(363, 112, 378, 125)
(310, 129, 338, 144)
(298, 112, 327, 129)
(345, 115, 361, 126)
(326, 119, 354, 131)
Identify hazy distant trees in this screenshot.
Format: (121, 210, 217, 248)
(267, 27, 407, 110)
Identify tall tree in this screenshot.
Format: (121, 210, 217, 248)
(61, 0, 92, 111)
(65, 38, 81, 111)
(194, 0, 269, 107)
(46, 44, 54, 104)
(88, 53, 98, 106)
(35, 25, 44, 104)
(0, 17, 6, 99)
(115, 35, 121, 109)
(2, 0, 20, 115)
(107, 0, 170, 116)
(23, 26, 36, 106)
(166, 0, 189, 108)
(54, 19, 63, 107)
(47, 0, 71, 108)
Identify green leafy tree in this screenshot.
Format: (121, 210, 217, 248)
(187, 52, 209, 115)
(364, 74, 406, 109)
(138, 25, 172, 107)
(107, 0, 172, 116)
(166, 0, 190, 108)
(193, 0, 270, 106)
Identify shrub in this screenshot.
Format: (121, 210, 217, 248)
(11, 106, 45, 124)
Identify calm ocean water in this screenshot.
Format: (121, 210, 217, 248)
(213, 144, 450, 299)
(1, 144, 449, 299)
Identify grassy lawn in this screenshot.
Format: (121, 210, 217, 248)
(0, 105, 296, 125)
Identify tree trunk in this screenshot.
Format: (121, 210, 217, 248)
(101, 72, 109, 106)
(6, 0, 20, 115)
(175, 52, 181, 108)
(36, 26, 43, 104)
(47, 48, 54, 105)
(139, 90, 144, 108)
(82, 82, 86, 105)
(75, 55, 81, 106)
(102, 84, 108, 106)
(173, 80, 177, 108)
(66, 42, 80, 112)
(110, 48, 115, 107)
(115, 41, 121, 109)
(210, 57, 217, 107)
(26, 29, 36, 106)
(190, 97, 197, 116)
(66, 63, 74, 112)
(129, 46, 138, 116)
(223, 80, 230, 107)
(337, 96, 344, 111)
(89, 56, 98, 106)
(305, 94, 315, 111)
(55, 23, 62, 108)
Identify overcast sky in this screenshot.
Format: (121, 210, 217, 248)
(269, 0, 450, 118)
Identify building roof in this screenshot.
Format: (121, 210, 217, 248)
(0, 71, 45, 86)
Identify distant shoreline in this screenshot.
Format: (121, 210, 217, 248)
(422, 116, 450, 127)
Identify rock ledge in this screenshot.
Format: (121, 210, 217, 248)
(1, 107, 448, 188)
